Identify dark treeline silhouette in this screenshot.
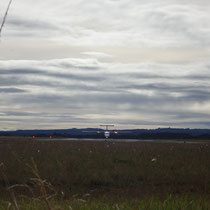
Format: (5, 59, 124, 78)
(1, 128, 210, 139)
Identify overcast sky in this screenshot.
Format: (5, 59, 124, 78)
(0, 0, 210, 130)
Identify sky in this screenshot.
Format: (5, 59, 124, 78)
(0, 0, 210, 130)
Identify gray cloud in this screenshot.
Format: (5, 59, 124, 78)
(0, 87, 27, 93)
(1, 58, 210, 129)
(8, 16, 58, 31)
(1, 0, 210, 129)
(1, 0, 210, 48)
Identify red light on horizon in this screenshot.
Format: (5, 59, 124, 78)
(49, 136, 52, 139)
(32, 136, 35, 139)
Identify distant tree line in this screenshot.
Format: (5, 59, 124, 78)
(1, 128, 210, 140)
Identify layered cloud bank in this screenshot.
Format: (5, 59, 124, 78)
(1, 0, 210, 48)
(0, 0, 210, 129)
(1, 58, 210, 130)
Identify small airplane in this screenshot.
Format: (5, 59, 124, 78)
(84, 124, 118, 139)
(100, 124, 117, 139)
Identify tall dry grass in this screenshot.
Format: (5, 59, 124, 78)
(0, 137, 210, 209)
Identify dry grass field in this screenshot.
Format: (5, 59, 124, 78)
(0, 136, 210, 209)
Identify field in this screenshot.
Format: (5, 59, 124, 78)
(0, 137, 210, 209)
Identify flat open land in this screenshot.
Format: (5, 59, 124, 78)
(0, 136, 210, 209)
